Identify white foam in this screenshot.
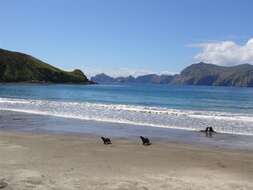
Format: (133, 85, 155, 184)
(1, 97, 253, 135)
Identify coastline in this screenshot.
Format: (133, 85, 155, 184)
(1, 110, 253, 151)
(2, 83, 253, 138)
(0, 81, 96, 85)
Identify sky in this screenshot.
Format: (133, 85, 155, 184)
(0, 0, 253, 77)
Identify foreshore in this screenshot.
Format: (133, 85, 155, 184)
(0, 131, 253, 190)
(1, 110, 253, 189)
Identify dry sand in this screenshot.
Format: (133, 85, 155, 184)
(0, 131, 253, 190)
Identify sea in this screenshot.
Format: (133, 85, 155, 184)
(1, 83, 253, 137)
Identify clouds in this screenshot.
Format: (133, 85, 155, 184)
(193, 38, 253, 66)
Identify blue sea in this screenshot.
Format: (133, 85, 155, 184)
(1, 83, 253, 136)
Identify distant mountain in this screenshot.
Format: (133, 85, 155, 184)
(91, 73, 174, 84)
(172, 62, 253, 87)
(0, 48, 93, 84)
(115, 75, 136, 83)
(92, 63, 253, 87)
(2, 48, 253, 87)
(90, 73, 115, 83)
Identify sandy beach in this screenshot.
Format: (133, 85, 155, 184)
(0, 131, 253, 190)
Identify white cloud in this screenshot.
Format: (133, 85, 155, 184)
(193, 38, 253, 66)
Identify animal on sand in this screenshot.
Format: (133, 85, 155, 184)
(0, 179, 8, 189)
(101, 137, 112, 144)
(200, 127, 217, 137)
(200, 127, 217, 133)
(140, 136, 152, 145)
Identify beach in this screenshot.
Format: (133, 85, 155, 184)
(1, 83, 253, 190)
(0, 112, 253, 190)
(1, 131, 253, 190)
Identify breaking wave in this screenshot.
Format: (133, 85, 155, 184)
(1, 97, 253, 135)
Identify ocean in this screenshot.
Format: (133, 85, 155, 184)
(1, 83, 253, 136)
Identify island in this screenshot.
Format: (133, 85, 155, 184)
(91, 73, 174, 84)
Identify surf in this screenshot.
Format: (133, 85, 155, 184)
(1, 97, 253, 136)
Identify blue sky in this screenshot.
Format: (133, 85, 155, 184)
(1, 0, 253, 77)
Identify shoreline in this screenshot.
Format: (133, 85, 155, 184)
(0, 130, 253, 189)
(1, 110, 253, 189)
(1, 95, 253, 136)
(0, 81, 96, 85)
(1, 110, 253, 151)
(3, 107, 253, 137)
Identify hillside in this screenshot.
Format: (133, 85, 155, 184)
(92, 63, 253, 87)
(0, 48, 92, 84)
(90, 73, 116, 83)
(172, 62, 253, 87)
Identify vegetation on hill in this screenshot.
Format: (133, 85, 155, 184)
(3, 48, 252, 87)
(172, 62, 253, 87)
(92, 63, 253, 87)
(0, 48, 92, 84)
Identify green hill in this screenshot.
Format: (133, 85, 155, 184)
(92, 63, 253, 87)
(172, 62, 253, 87)
(0, 48, 91, 84)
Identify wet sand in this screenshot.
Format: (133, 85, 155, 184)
(1, 110, 253, 189)
(1, 110, 253, 151)
(0, 131, 253, 190)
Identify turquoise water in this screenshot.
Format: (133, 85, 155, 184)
(1, 84, 253, 135)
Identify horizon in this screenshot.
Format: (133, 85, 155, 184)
(1, 0, 253, 77)
(92, 62, 253, 78)
(2, 47, 253, 78)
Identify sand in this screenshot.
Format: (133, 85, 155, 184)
(0, 131, 253, 190)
